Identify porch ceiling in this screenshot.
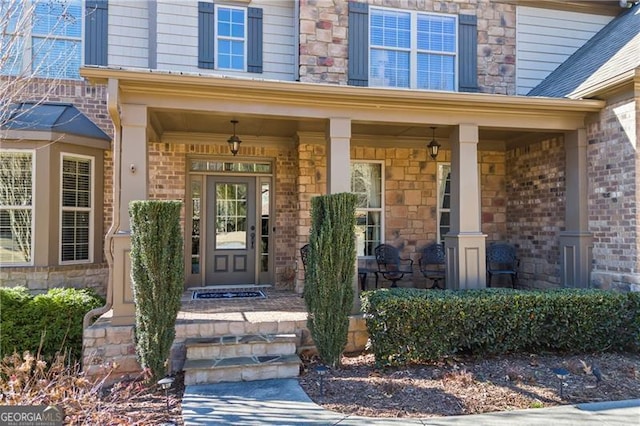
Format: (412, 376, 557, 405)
(150, 108, 556, 150)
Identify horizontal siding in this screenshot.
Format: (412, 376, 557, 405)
(155, 0, 295, 80)
(516, 6, 613, 95)
(108, 1, 149, 68)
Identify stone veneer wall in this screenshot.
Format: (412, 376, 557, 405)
(506, 137, 565, 288)
(299, 0, 517, 95)
(295, 138, 507, 290)
(0, 264, 108, 296)
(83, 313, 368, 382)
(586, 92, 640, 292)
(147, 142, 299, 288)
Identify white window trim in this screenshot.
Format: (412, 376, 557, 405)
(214, 4, 248, 72)
(3, 0, 83, 80)
(351, 159, 385, 259)
(59, 152, 94, 265)
(0, 149, 35, 266)
(368, 6, 458, 91)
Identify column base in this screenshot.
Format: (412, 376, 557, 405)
(559, 231, 593, 288)
(444, 233, 487, 290)
(111, 233, 135, 325)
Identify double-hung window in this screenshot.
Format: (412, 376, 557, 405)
(215, 5, 247, 71)
(0, 151, 34, 266)
(0, 0, 82, 79)
(60, 154, 93, 263)
(370, 8, 457, 91)
(351, 162, 383, 257)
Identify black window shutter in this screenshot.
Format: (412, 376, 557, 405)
(458, 14, 478, 93)
(247, 8, 263, 73)
(85, 0, 108, 66)
(198, 2, 215, 69)
(348, 1, 368, 87)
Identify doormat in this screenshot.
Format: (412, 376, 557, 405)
(192, 290, 267, 300)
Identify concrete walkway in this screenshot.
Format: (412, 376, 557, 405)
(182, 379, 640, 426)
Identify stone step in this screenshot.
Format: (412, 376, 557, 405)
(185, 333, 298, 360)
(183, 353, 301, 385)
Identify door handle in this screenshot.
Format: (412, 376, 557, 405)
(250, 232, 255, 249)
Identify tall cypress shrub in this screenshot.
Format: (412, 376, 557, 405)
(304, 193, 357, 368)
(129, 200, 183, 381)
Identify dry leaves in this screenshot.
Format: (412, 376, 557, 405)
(0, 352, 184, 425)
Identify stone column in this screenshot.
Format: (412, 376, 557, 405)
(326, 117, 351, 194)
(444, 124, 487, 289)
(559, 129, 593, 288)
(111, 103, 148, 325)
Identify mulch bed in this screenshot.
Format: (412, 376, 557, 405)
(298, 351, 640, 418)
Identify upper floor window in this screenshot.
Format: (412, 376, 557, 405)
(370, 8, 456, 90)
(0, 0, 82, 79)
(215, 5, 246, 71)
(0, 151, 34, 266)
(352, 162, 383, 257)
(60, 154, 93, 263)
(198, 2, 263, 73)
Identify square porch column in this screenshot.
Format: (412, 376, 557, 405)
(325, 117, 359, 313)
(111, 103, 148, 325)
(326, 117, 351, 194)
(444, 124, 487, 289)
(559, 129, 593, 288)
(118, 104, 149, 232)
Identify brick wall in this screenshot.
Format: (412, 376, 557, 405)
(587, 93, 640, 291)
(506, 137, 565, 288)
(481, 150, 508, 241)
(298, 0, 517, 95)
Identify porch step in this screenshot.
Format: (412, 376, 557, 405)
(183, 333, 301, 385)
(185, 334, 297, 360)
(183, 354, 301, 385)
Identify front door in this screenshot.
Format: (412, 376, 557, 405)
(205, 176, 256, 285)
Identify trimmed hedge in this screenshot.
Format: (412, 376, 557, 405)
(361, 288, 640, 366)
(0, 287, 104, 361)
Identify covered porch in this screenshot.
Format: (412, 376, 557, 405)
(82, 67, 603, 326)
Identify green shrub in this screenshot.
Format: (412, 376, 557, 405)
(304, 193, 357, 368)
(129, 200, 184, 381)
(0, 287, 104, 361)
(361, 288, 640, 366)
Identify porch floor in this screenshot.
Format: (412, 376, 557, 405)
(177, 288, 308, 324)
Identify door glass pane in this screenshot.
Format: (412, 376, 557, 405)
(216, 183, 247, 249)
(260, 182, 270, 272)
(191, 180, 201, 274)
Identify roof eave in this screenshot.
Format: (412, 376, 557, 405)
(81, 66, 605, 116)
(567, 69, 638, 99)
